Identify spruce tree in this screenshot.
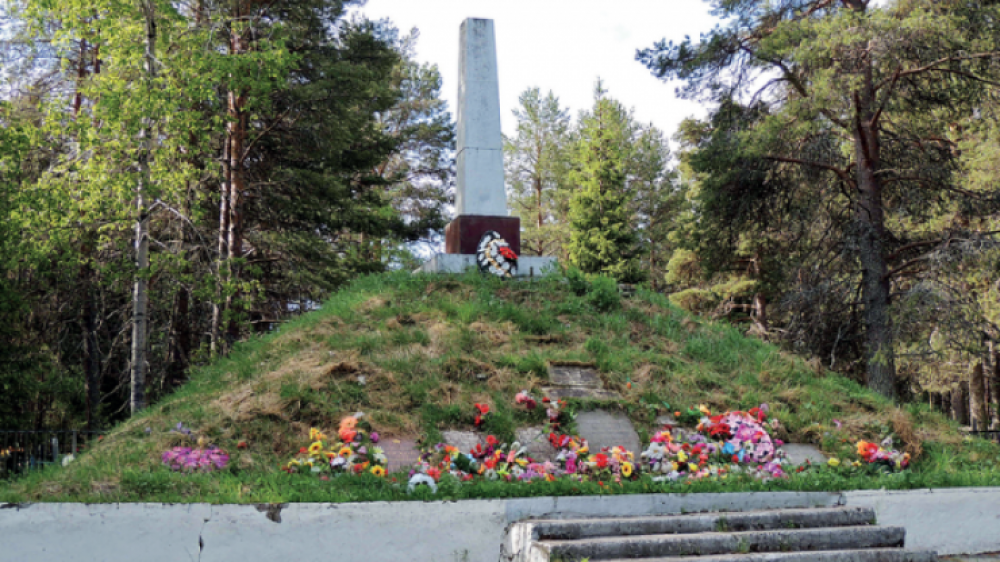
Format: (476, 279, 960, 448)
(567, 85, 643, 283)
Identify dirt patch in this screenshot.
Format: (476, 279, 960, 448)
(468, 321, 516, 345)
(357, 296, 390, 314)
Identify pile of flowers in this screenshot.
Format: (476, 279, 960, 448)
(283, 414, 387, 477)
(856, 437, 910, 471)
(162, 446, 229, 472)
(640, 405, 787, 481)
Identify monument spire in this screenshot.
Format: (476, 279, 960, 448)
(445, 18, 520, 255)
(455, 18, 506, 217)
(418, 18, 556, 276)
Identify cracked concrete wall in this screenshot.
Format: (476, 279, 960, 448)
(1, 489, 999, 560)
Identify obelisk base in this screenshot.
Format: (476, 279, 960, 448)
(445, 215, 521, 255)
(415, 254, 558, 278)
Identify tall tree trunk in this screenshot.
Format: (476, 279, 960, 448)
(131, 0, 157, 414)
(225, 97, 247, 346)
(81, 269, 101, 431)
(224, 14, 248, 347)
(212, 140, 230, 357)
(165, 282, 190, 390)
(854, 58, 896, 401)
(953, 382, 970, 426)
(971, 361, 988, 431)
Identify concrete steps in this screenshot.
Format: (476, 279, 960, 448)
(504, 507, 938, 562)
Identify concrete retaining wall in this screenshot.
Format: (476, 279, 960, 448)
(1, 488, 997, 561)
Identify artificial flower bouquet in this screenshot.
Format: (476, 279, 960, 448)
(856, 437, 910, 471)
(641, 404, 787, 481)
(162, 446, 229, 472)
(283, 414, 388, 477)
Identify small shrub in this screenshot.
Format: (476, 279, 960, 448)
(565, 267, 590, 296)
(587, 275, 620, 312)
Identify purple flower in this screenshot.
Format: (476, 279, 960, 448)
(370, 432, 380, 443)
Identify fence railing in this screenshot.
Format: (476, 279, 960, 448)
(0, 429, 103, 480)
(968, 430, 1000, 444)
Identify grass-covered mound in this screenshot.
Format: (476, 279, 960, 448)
(2, 270, 999, 504)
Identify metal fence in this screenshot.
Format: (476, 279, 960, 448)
(968, 430, 1000, 444)
(0, 429, 103, 480)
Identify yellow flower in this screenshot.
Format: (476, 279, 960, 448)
(370, 465, 386, 477)
(852, 461, 862, 468)
(308, 441, 324, 455)
(698, 404, 711, 416)
(677, 450, 688, 463)
(339, 446, 352, 457)
(516, 458, 528, 467)
(621, 462, 633, 477)
(309, 428, 327, 441)
(827, 458, 841, 467)
(688, 463, 698, 472)
(577, 445, 589, 455)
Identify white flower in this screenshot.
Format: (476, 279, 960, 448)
(407, 474, 438, 494)
(61, 454, 75, 467)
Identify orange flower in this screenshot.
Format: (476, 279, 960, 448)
(339, 428, 357, 442)
(339, 416, 358, 432)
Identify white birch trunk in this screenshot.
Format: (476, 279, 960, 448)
(131, 0, 156, 414)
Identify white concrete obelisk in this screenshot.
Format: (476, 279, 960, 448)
(455, 18, 506, 217)
(444, 18, 521, 255)
(418, 18, 556, 275)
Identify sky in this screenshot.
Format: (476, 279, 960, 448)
(359, 1, 721, 141)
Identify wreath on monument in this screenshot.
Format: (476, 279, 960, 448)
(476, 231, 518, 278)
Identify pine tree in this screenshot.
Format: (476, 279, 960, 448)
(504, 88, 573, 258)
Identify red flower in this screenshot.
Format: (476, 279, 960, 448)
(427, 467, 442, 481)
(475, 403, 490, 415)
(237, 441, 248, 450)
(595, 453, 609, 468)
(487, 435, 498, 447)
(299, 447, 308, 454)
(498, 247, 518, 260)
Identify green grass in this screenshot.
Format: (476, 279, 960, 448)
(1, 269, 998, 504)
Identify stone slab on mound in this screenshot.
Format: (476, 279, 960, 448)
(381, 436, 421, 472)
(576, 410, 641, 453)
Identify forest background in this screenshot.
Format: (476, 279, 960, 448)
(2, 0, 1000, 431)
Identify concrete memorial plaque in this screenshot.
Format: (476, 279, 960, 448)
(548, 364, 603, 388)
(442, 430, 482, 455)
(381, 437, 421, 472)
(516, 427, 557, 462)
(576, 410, 641, 453)
(541, 386, 621, 400)
(542, 362, 619, 400)
(781, 443, 828, 466)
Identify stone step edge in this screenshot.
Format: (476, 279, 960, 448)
(536, 525, 906, 560)
(527, 506, 875, 539)
(596, 547, 938, 562)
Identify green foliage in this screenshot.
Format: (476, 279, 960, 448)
(586, 275, 621, 313)
(567, 85, 644, 284)
(504, 88, 574, 258)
